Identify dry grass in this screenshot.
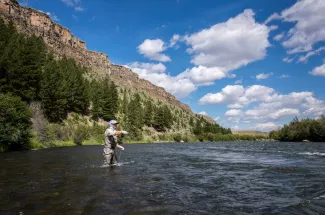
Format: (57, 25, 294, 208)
(232, 130, 269, 137)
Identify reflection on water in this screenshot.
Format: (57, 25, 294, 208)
(1, 142, 325, 214)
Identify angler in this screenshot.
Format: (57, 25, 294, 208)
(103, 120, 128, 165)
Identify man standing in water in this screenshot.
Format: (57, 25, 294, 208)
(104, 120, 128, 165)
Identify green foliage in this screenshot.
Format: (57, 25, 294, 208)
(0, 19, 46, 102)
(73, 125, 90, 145)
(126, 93, 144, 140)
(40, 56, 68, 122)
(143, 100, 154, 126)
(0, 94, 32, 151)
(153, 105, 173, 132)
(269, 116, 325, 142)
(173, 133, 182, 142)
(90, 78, 118, 121)
(40, 56, 90, 122)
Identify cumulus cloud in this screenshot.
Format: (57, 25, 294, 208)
(269, 108, 300, 119)
(199, 85, 245, 105)
(225, 109, 243, 117)
(177, 66, 229, 86)
(200, 84, 325, 125)
(138, 39, 171, 62)
(254, 122, 281, 131)
(127, 62, 166, 74)
(256, 72, 273, 80)
(126, 62, 196, 98)
(184, 9, 270, 70)
(266, 0, 325, 54)
(309, 62, 325, 76)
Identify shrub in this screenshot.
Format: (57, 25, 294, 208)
(0, 94, 32, 151)
(173, 133, 182, 142)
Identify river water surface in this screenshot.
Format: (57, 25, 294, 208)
(1, 142, 325, 214)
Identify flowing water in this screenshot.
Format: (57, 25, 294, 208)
(1, 142, 325, 214)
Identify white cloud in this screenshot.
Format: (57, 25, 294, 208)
(177, 66, 229, 86)
(283, 57, 294, 63)
(235, 80, 242, 84)
(75, 6, 84, 12)
(256, 72, 273, 80)
(127, 62, 166, 74)
(298, 46, 325, 63)
(60, 0, 84, 11)
(274, 33, 284, 41)
(254, 122, 280, 132)
(269, 108, 299, 119)
(278, 74, 290, 78)
(266, 0, 325, 54)
(184, 9, 270, 70)
(200, 85, 325, 125)
(214, 117, 220, 121)
(264, 13, 281, 24)
(199, 85, 245, 105)
(225, 109, 243, 117)
(199, 111, 207, 116)
(269, 25, 278, 31)
(309, 63, 325, 76)
(169, 34, 181, 48)
(244, 85, 274, 101)
(138, 39, 171, 62)
(126, 62, 196, 98)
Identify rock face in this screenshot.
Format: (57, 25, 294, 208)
(0, 0, 193, 113)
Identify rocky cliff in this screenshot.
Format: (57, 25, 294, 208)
(0, 0, 196, 114)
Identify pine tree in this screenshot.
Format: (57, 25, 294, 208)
(153, 105, 166, 132)
(144, 99, 154, 126)
(61, 57, 89, 114)
(0, 32, 46, 102)
(126, 93, 143, 139)
(40, 57, 68, 122)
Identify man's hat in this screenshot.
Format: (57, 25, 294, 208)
(109, 120, 119, 127)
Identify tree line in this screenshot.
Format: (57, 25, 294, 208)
(269, 116, 325, 142)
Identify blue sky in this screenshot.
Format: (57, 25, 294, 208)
(20, 0, 325, 131)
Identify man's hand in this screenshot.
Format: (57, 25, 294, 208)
(118, 145, 125, 150)
(121, 130, 128, 135)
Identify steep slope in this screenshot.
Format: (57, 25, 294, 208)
(0, 0, 206, 119)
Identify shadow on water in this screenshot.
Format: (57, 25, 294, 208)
(0, 142, 325, 214)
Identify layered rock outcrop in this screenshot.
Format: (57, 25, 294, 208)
(0, 0, 194, 114)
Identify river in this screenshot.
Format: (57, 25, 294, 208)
(1, 142, 325, 214)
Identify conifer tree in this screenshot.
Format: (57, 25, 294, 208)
(0, 33, 46, 102)
(144, 99, 154, 126)
(61, 57, 89, 114)
(40, 57, 68, 122)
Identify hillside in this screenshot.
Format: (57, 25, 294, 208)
(0, 0, 200, 116)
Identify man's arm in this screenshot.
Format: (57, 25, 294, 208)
(116, 143, 124, 150)
(114, 130, 128, 135)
